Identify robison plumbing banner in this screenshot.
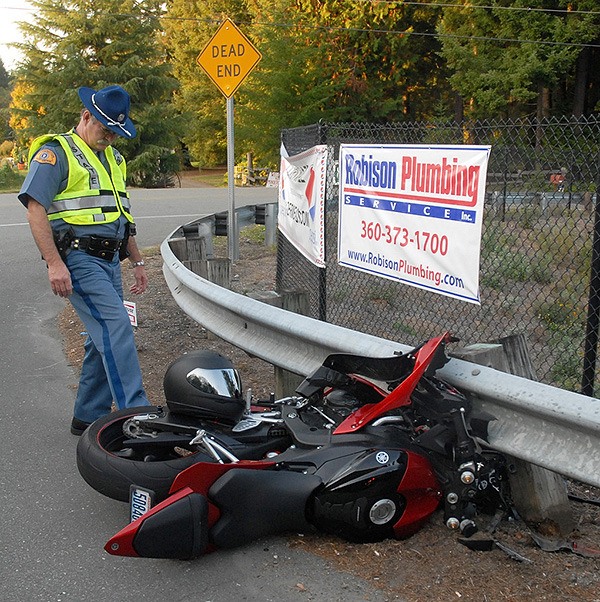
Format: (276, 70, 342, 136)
(338, 144, 491, 304)
(278, 144, 328, 268)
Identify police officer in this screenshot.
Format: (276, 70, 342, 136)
(19, 85, 151, 435)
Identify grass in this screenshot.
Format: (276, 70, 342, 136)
(240, 224, 266, 245)
(187, 164, 227, 187)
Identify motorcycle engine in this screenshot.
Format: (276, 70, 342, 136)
(323, 389, 364, 418)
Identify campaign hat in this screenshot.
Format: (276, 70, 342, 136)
(78, 85, 136, 139)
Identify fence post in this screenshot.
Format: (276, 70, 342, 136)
(180, 221, 216, 279)
(453, 334, 574, 537)
(582, 187, 600, 396)
(498, 334, 574, 537)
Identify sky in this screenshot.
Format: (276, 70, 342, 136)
(1, 1, 33, 71)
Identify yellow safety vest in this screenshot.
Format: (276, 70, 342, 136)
(28, 132, 134, 225)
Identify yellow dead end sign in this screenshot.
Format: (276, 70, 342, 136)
(197, 18, 262, 98)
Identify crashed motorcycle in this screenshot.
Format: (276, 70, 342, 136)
(76, 333, 511, 559)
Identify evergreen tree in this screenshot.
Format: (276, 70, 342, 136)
(10, 0, 185, 185)
(0, 58, 12, 142)
(438, 0, 600, 119)
(0, 59, 9, 89)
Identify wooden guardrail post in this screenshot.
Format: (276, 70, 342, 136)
(170, 222, 230, 342)
(173, 221, 220, 280)
(453, 333, 574, 537)
(275, 291, 310, 398)
(497, 334, 575, 536)
(246, 289, 309, 398)
(206, 258, 230, 288)
(168, 237, 187, 261)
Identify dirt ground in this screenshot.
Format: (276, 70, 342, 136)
(59, 230, 600, 602)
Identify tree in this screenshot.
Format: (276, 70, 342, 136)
(0, 58, 12, 142)
(162, 0, 250, 167)
(165, 0, 452, 167)
(238, 0, 455, 163)
(9, 0, 186, 185)
(438, 0, 600, 119)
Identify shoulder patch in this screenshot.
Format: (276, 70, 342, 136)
(34, 149, 57, 165)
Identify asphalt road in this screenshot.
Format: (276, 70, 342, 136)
(0, 188, 392, 602)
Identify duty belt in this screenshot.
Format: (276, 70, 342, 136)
(72, 236, 123, 261)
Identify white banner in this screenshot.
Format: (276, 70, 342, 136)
(278, 145, 328, 268)
(338, 144, 491, 304)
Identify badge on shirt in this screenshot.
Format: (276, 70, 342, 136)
(34, 149, 57, 165)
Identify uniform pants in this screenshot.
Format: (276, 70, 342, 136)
(66, 250, 149, 423)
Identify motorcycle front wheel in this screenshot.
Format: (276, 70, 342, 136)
(76, 406, 215, 503)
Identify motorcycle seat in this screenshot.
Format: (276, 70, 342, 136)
(208, 469, 322, 548)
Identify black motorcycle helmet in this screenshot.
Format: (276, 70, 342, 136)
(163, 350, 245, 424)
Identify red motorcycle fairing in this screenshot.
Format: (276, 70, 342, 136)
(393, 452, 442, 538)
(334, 333, 451, 434)
(105, 486, 206, 558)
(106, 445, 443, 559)
(105, 461, 274, 559)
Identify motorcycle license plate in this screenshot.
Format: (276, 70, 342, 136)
(129, 485, 154, 522)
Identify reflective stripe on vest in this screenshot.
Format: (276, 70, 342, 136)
(29, 132, 133, 225)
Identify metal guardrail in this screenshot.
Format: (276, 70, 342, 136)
(161, 227, 600, 489)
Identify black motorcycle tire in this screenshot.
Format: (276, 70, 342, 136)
(76, 406, 215, 503)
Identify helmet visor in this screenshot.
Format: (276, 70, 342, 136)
(186, 367, 242, 398)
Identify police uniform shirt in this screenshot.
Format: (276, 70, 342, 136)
(18, 139, 128, 240)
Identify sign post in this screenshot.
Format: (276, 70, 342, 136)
(197, 18, 262, 261)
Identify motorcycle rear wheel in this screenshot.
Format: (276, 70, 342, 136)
(76, 406, 215, 503)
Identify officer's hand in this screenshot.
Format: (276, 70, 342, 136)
(48, 261, 73, 297)
(130, 265, 148, 295)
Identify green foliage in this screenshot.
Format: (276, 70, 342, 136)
(0, 59, 9, 89)
(0, 140, 14, 156)
(392, 322, 418, 338)
(538, 298, 582, 332)
(438, 0, 600, 119)
(165, 0, 454, 166)
(0, 163, 24, 190)
(489, 249, 551, 284)
(127, 145, 182, 188)
(0, 57, 12, 142)
(237, 0, 454, 163)
(9, 0, 185, 184)
(6, 0, 600, 171)
(240, 224, 265, 244)
(549, 338, 583, 392)
(537, 291, 585, 391)
(163, 0, 249, 167)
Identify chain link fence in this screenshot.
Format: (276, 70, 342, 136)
(277, 116, 600, 395)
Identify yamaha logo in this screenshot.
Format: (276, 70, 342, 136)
(375, 451, 389, 465)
